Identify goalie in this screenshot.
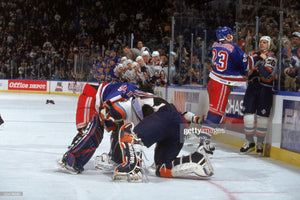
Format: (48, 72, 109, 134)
(58, 82, 149, 173)
(58, 82, 212, 181)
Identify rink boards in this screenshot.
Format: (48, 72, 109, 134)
(1, 79, 300, 167)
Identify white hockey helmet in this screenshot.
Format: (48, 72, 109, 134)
(126, 59, 132, 65)
(132, 61, 139, 68)
(141, 50, 150, 57)
(121, 56, 127, 62)
(114, 63, 123, 72)
(121, 63, 127, 70)
(260, 36, 273, 51)
(136, 56, 143, 62)
(152, 51, 159, 57)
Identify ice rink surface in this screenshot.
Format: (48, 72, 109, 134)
(1, 93, 300, 200)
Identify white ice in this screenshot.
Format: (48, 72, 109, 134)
(0, 93, 300, 200)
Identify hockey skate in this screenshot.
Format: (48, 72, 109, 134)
(256, 143, 264, 154)
(112, 122, 144, 182)
(240, 140, 255, 154)
(57, 153, 81, 174)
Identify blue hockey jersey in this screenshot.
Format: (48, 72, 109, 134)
(210, 41, 255, 87)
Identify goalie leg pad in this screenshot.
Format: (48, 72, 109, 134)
(113, 123, 143, 182)
(63, 115, 104, 173)
(109, 126, 123, 164)
(156, 146, 214, 178)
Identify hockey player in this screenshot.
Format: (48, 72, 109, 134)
(135, 56, 150, 85)
(73, 81, 139, 142)
(150, 51, 163, 86)
(59, 82, 147, 173)
(60, 81, 208, 179)
(123, 59, 136, 83)
(72, 83, 99, 144)
(198, 26, 256, 155)
(240, 36, 277, 154)
(100, 94, 213, 181)
(113, 63, 124, 81)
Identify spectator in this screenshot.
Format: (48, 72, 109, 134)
(168, 52, 178, 85)
(193, 37, 203, 60)
(123, 45, 141, 61)
(284, 49, 300, 91)
(0, 0, 298, 91)
(0, 67, 6, 79)
(109, 50, 121, 64)
(137, 40, 150, 53)
(283, 32, 300, 91)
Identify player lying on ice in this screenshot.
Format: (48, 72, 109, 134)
(59, 82, 214, 181)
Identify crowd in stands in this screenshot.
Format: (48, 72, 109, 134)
(0, 0, 299, 91)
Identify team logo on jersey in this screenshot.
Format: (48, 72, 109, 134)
(118, 85, 127, 93)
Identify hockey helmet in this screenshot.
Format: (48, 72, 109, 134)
(216, 26, 233, 42)
(121, 56, 127, 62)
(259, 36, 273, 51)
(132, 61, 139, 69)
(136, 56, 143, 62)
(152, 51, 160, 57)
(141, 51, 150, 57)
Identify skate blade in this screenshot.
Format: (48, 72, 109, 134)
(113, 172, 143, 182)
(56, 160, 79, 175)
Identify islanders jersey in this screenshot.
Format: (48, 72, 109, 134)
(248, 52, 277, 87)
(210, 41, 254, 87)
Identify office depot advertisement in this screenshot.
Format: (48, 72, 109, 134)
(8, 80, 47, 91)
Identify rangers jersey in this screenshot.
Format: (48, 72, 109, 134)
(210, 41, 255, 87)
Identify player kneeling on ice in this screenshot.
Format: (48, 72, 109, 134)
(58, 81, 212, 181)
(107, 96, 213, 181)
